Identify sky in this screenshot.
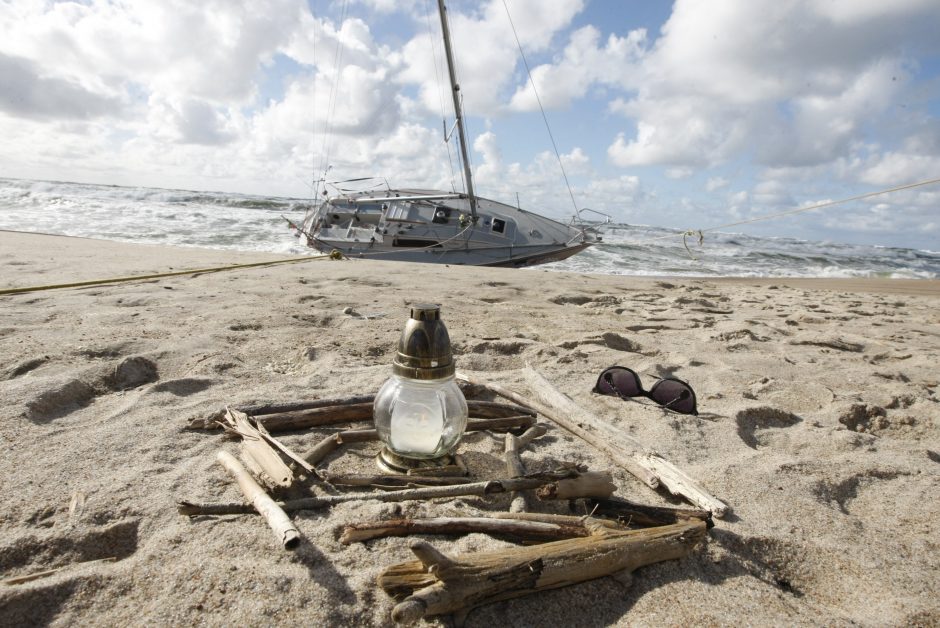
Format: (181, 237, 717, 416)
(1, 0, 939, 249)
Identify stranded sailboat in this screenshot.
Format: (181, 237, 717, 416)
(298, 0, 599, 267)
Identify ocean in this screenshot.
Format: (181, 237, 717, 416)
(1, 177, 937, 279)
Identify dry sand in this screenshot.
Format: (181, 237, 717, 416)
(1, 231, 938, 626)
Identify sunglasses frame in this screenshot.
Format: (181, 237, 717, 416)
(592, 365, 699, 415)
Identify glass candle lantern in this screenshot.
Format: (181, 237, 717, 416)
(374, 304, 468, 466)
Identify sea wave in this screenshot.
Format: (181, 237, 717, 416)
(1, 177, 938, 279)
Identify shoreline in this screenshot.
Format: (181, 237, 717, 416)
(3, 230, 938, 296)
(1, 230, 938, 625)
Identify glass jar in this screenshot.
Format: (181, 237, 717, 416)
(374, 374, 468, 458)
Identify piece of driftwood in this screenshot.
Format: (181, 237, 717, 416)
(178, 468, 613, 517)
(254, 403, 376, 432)
(459, 370, 659, 489)
(187, 395, 376, 429)
(189, 398, 536, 432)
(255, 421, 316, 476)
(340, 514, 625, 544)
(379, 520, 707, 624)
(520, 367, 729, 517)
(2, 557, 116, 586)
(636, 453, 729, 517)
(535, 471, 616, 500)
(323, 473, 474, 488)
(504, 424, 547, 513)
(223, 408, 295, 488)
(231, 394, 375, 417)
(302, 416, 537, 466)
(216, 450, 301, 550)
(587, 497, 713, 529)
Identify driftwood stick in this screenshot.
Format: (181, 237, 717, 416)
(341, 514, 624, 544)
(224, 408, 294, 488)
(301, 416, 537, 466)
(323, 473, 474, 488)
(190, 399, 536, 431)
(256, 421, 316, 476)
(380, 521, 707, 624)
(259, 401, 536, 433)
(459, 370, 659, 489)
(256, 403, 375, 432)
(587, 497, 713, 529)
(636, 453, 729, 518)
(187, 395, 375, 429)
(519, 366, 729, 518)
(178, 469, 602, 516)
(231, 395, 375, 417)
(504, 424, 548, 512)
(216, 450, 301, 549)
(535, 471, 616, 500)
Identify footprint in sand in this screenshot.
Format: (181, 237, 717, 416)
(812, 470, 905, 515)
(734, 406, 802, 449)
(0, 520, 138, 624)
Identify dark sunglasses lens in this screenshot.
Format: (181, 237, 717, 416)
(599, 368, 643, 397)
(649, 379, 696, 414)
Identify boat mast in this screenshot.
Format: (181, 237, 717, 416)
(437, 0, 477, 219)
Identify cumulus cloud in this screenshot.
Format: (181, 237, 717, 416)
(0, 52, 121, 120)
(0, 0, 937, 248)
(397, 0, 585, 115)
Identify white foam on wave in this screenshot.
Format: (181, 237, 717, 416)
(2, 178, 938, 279)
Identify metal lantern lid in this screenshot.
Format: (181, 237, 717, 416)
(392, 304, 455, 380)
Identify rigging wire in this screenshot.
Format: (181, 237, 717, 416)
(501, 0, 580, 216)
(317, 0, 350, 189)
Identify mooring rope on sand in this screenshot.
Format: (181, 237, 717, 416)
(0, 255, 329, 296)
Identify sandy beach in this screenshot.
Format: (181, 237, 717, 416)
(1, 230, 938, 626)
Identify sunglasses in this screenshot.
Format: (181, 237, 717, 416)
(593, 366, 698, 415)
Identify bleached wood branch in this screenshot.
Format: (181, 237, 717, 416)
(458, 370, 660, 489)
(177, 468, 614, 517)
(223, 408, 294, 488)
(379, 521, 707, 624)
(504, 424, 547, 512)
(215, 450, 301, 550)
(636, 453, 728, 518)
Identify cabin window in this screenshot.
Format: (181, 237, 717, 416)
(492, 218, 506, 233)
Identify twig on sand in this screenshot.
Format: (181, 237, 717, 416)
(178, 468, 616, 517)
(340, 512, 625, 544)
(2, 557, 116, 586)
(188, 398, 535, 432)
(215, 450, 301, 550)
(301, 415, 537, 466)
(587, 497, 713, 528)
(504, 424, 548, 512)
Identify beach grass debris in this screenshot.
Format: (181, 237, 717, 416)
(2, 557, 116, 586)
